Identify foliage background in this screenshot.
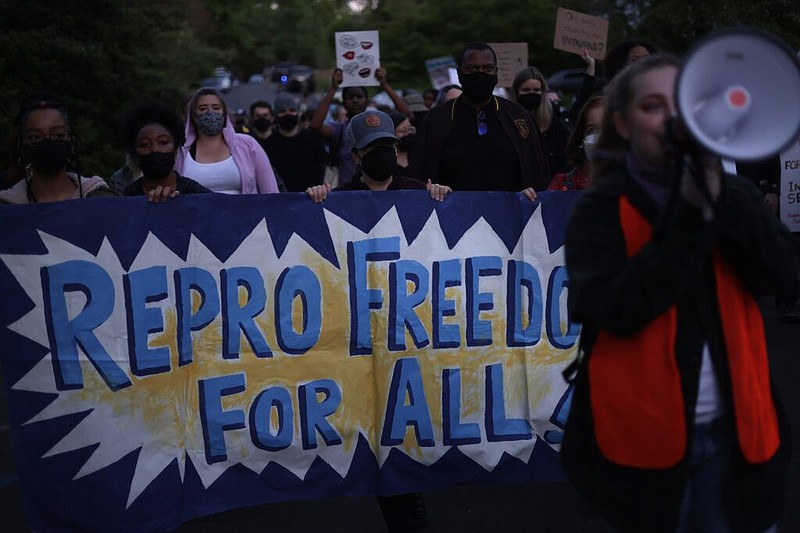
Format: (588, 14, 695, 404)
(1, 0, 797, 180)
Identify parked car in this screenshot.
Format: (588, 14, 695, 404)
(286, 65, 315, 95)
(271, 61, 296, 84)
(199, 75, 231, 92)
(248, 73, 265, 84)
(546, 68, 607, 93)
(200, 66, 233, 92)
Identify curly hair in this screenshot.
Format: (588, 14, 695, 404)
(120, 99, 185, 158)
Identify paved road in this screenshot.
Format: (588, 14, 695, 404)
(1, 299, 798, 532)
(223, 81, 321, 115)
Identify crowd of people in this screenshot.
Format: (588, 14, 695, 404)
(3, 35, 800, 533)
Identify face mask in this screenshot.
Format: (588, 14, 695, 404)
(137, 151, 175, 180)
(23, 139, 73, 175)
(459, 72, 497, 104)
(277, 114, 299, 131)
(197, 111, 225, 136)
(397, 133, 415, 153)
(517, 93, 542, 112)
(360, 145, 396, 182)
(253, 117, 272, 133)
(582, 133, 599, 159)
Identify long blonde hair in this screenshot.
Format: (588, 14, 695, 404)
(512, 66, 552, 132)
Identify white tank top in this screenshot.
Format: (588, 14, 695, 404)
(694, 343, 724, 424)
(182, 155, 242, 194)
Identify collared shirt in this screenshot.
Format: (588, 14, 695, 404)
(438, 97, 523, 191)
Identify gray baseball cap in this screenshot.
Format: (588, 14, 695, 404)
(273, 93, 298, 114)
(345, 109, 398, 150)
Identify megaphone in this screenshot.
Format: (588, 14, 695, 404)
(676, 27, 800, 161)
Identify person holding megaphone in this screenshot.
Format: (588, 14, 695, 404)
(560, 51, 798, 533)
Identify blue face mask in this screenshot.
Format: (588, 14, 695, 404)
(197, 111, 225, 136)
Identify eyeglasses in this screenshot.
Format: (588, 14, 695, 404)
(23, 128, 69, 144)
(477, 110, 487, 136)
(461, 64, 497, 75)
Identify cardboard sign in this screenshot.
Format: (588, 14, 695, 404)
(335, 30, 380, 87)
(488, 43, 529, 88)
(553, 7, 609, 59)
(425, 55, 458, 90)
(780, 138, 800, 231)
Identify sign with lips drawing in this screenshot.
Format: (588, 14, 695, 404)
(335, 30, 380, 87)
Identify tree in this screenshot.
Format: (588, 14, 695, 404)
(0, 0, 220, 180)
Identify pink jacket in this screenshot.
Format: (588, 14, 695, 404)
(175, 114, 278, 194)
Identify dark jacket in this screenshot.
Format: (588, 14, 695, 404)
(562, 166, 798, 532)
(410, 95, 549, 190)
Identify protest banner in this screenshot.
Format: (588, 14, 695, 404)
(553, 7, 609, 59)
(0, 191, 579, 532)
(780, 137, 800, 231)
(425, 56, 458, 90)
(488, 43, 529, 88)
(335, 30, 380, 87)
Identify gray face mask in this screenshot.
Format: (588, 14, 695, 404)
(197, 111, 225, 136)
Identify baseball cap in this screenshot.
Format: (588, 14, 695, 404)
(345, 109, 398, 150)
(403, 93, 428, 113)
(273, 93, 298, 114)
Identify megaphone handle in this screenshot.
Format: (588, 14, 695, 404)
(683, 151, 720, 221)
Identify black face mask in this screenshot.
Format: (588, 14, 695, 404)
(23, 139, 73, 175)
(517, 93, 542, 112)
(397, 133, 415, 153)
(253, 117, 272, 133)
(459, 72, 497, 104)
(360, 145, 396, 182)
(277, 114, 299, 131)
(137, 151, 175, 180)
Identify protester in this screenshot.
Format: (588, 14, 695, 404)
(547, 96, 603, 191)
(512, 66, 571, 176)
(604, 39, 658, 81)
(1, 93, 116, 203)
(562, 53, 798, 532)
(175, 87, 278, 194)
(412, 42, 548, 192)
(432, 84, 462, 108)
(736, 154, 800, 323)
(306, 109, 449, 203)
(562, 49, 601, 129)
(249, 100, 274, 149)
(403, 92, 429, 131)
(311, 67, 410, 186)
(422, 88, 438, 109)
(233, 108, 250, 134)
(263, 93, 327, 192)
(310, 69, 368, 185)
(120, 99, 211, 202)
(107, 154, 141, 193)
(389, 112, 416, 174)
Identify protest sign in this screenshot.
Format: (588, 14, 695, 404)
(780, 137, 800, 231)
(488, 43, 529, 88)
(0, 192, 579, 531)
(335, 30, 380, 87)
(553, 7, 609, 59)
(425, 56, 458, 90)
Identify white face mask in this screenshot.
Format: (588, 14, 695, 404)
(582, 132, 599, 159)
